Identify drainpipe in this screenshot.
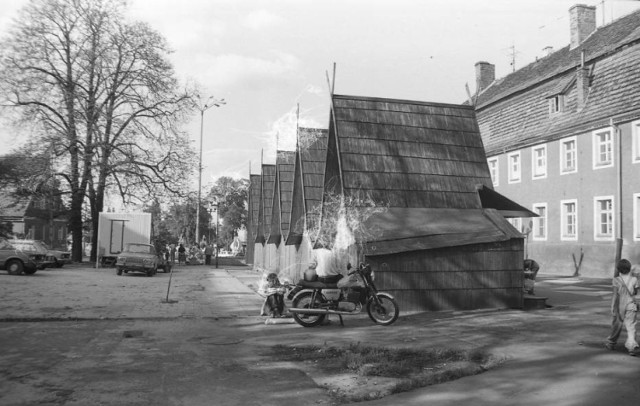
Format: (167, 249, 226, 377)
(613, 119, 622, 276)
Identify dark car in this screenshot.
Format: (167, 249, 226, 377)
(11, 239, 70, 268)
(0, 238, 43, 275)
(38, 241, 72, 268)
(116, 243, 159, 277)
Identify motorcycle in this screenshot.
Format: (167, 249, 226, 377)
(288, 263, 399, 327)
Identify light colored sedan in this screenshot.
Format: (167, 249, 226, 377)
(116, 243, 158, 277)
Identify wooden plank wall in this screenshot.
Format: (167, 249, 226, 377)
(265, 243, 279, 272)
(253, 243, 264, 270)
(366, 239, 524, 313)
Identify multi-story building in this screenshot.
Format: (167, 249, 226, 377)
(473, 5, 640, 277)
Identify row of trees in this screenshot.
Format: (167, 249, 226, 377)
(0, 0, 198, 261)
(147, 177, 249, 252)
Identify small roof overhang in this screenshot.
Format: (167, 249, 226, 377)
(477, 185, 538, 218)
(359, 208, 522, 256)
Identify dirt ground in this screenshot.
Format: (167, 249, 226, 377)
(1, 265, 640, 406)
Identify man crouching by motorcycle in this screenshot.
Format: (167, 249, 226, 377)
(288, 242, 350, 300)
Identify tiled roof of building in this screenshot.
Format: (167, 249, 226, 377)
(0, 190, 29, 219)
(476, 9, 640, 155)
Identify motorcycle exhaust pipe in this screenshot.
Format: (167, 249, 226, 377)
(288, 307, 358, 316)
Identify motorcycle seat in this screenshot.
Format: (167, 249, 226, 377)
(297, 280, 339, 289)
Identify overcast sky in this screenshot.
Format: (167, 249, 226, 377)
(1, 0, 640, 188)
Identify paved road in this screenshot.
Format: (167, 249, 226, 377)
(0, 264, 639, 406)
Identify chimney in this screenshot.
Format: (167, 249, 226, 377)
(570, 4, 596, 49)
(576, 51, 589, 108)
(475, 61, 495, 93)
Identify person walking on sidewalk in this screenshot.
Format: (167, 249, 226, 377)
(204, 244, 214, 265)
(605, 259, 640, 356)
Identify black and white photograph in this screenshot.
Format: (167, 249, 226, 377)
(1, 0, 640, 405)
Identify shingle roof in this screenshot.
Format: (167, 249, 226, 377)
(254, 165, 275, 244)
(267, 151, 295, 245)
(286, 128, 328, 246)
(328, 94, 493, 209)
(248, 174, 261, 240)
(475, 9, 640, 155)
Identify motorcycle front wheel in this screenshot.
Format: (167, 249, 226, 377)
(366, 293, 399, 325)
(291, 291, 326, 327)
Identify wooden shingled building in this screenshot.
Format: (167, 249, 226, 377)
(279, 127, 329, 282)
(245, 174, 261, 265)
(252, 164, 275, 269)
(320, 94, 530, 312)
(265, 151, 295, 273)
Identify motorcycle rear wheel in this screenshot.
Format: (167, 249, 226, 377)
(291, 292, 326, 327)
(366, 293, 399, 325)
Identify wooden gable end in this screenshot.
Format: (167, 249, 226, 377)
(267, 151, 294, 246)
(286, 128, 328, 246)
(255, 165, 275, 244)
(332, 95, 492, 209)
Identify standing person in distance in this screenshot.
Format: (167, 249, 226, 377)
(605, 259, 640, 356)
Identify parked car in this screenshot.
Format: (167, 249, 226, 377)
(0, 238, 43, 275)
(10, 239, 57, 269)
(38, 241, 72, 268)
(116, 243, 160, 277)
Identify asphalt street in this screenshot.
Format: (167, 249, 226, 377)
(0, 264, 639, 406)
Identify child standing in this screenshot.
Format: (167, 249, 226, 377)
(605, 259, 640, 356)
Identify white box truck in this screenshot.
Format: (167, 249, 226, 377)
(96, 212, 152, 267)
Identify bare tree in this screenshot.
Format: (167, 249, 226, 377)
(0, 0, 197, 261)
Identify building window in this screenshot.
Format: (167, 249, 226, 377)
(561, 199, 578, 241)
(632, 120, 640, 163)
(549, 95, 564, 114)
(635, 193, 640, 241)
(532, 145, 547, 179)
(532, 203, 547, 241)
(560, 136, 577, 174)
(508, 151, 521, 183)
(593, 128, 613, 169)
(509, 217, 523, 233)
(594, 196, 614, 241)
(488, 157, 499, 186)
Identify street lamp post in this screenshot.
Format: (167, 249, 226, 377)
(209, 199, 220, 269)
(195, 95, 225, 247)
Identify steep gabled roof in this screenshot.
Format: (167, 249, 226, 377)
(286, 128, 328, 246)
(325, 94, 493, 209)
(248, 174, 261, 241)
(267, 151, 295, 246)
(254, 165, 275, 244)
(475, 9, 640, 155)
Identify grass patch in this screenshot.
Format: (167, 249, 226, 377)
(271, 342, 504, 403)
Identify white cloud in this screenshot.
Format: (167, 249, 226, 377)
(242, 9, 284, 30)
(185, 51, 301, 89)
